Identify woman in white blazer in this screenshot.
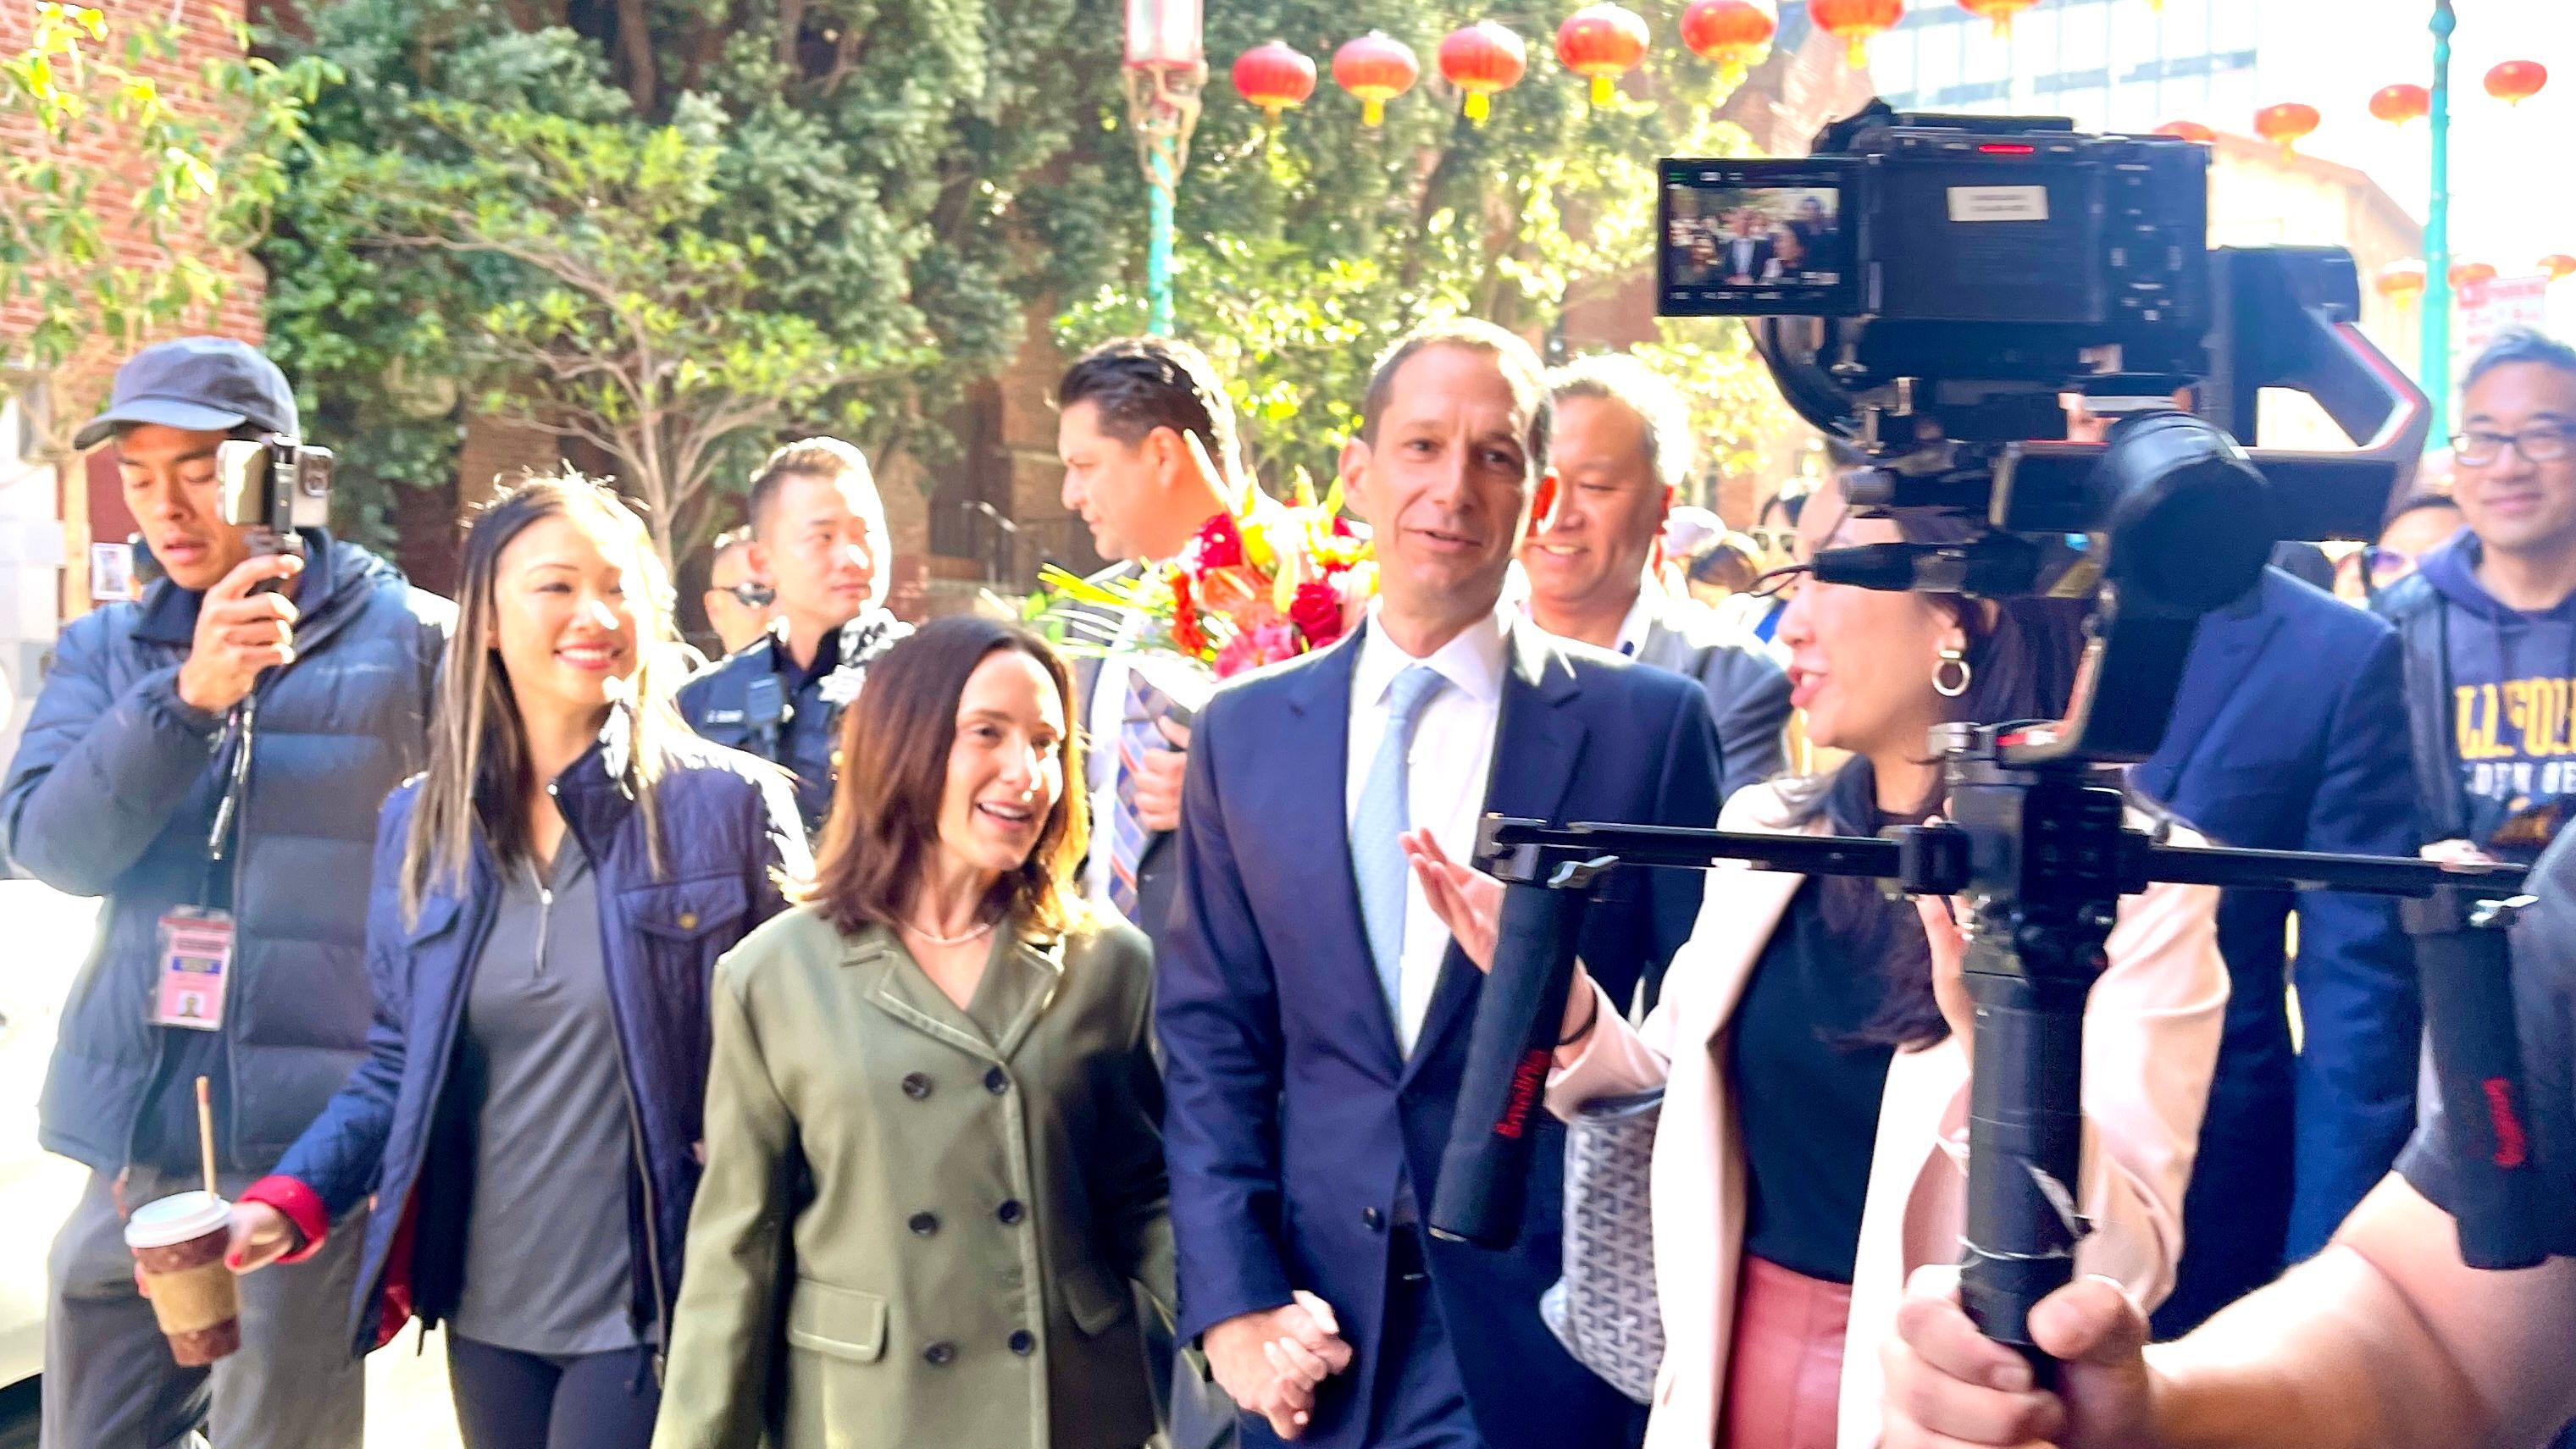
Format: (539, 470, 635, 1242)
(1410, 484, 2227, 1449)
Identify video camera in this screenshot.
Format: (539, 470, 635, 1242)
(1652, 101, 2433, 757)
(1437, 102, 2547, 1376)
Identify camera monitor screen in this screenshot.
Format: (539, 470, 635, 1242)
(1659, 159, 1863, 317)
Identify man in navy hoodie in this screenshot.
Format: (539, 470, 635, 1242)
(2378, 329, 2576, 865)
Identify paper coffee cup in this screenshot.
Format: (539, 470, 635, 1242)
(125, 1191, 241, 1366)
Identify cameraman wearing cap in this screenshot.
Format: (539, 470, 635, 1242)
(1, 338, 452, 1449)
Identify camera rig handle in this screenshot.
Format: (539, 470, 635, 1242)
(1430, 846, 1617, 1250)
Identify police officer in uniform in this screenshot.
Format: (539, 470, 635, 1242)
(680, 438, 910, 836)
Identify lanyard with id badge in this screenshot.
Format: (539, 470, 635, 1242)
(151, 695, 261, 1033)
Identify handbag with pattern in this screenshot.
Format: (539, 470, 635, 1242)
(1540, 1087, 1665, 1403)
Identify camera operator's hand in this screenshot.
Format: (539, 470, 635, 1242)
(1881, 1264, 2158, 1449)
(2421, 839, 2496, 866)
(177, 553, 303, 715)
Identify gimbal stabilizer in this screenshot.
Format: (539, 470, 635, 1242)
(1431, 727, 2544, 1373)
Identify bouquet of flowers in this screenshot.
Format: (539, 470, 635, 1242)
(1037, 472, 1376, 678)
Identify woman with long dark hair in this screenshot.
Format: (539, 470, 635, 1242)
(1412, 486, 2227, 1449)
(228, 473, 807, 1448)
(653, 615, 1169, 1449)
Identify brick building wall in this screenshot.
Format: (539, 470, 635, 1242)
(0, 0, 263, 766)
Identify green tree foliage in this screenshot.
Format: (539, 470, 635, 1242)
(1057, 3, 1793, 489)
(0, 3, 326, 461)
(262, 0, 1132, 556)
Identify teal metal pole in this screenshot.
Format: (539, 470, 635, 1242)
(2424, 0, 2456, 445)
(1148, 147, 1176, 337)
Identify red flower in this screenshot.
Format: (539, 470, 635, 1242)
(1171, 570, 1210, 657)
(1291, 578, 1346, 648)
(1194, 512, 1246, 569)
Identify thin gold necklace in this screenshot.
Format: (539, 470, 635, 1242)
(902, 915, 997, 948)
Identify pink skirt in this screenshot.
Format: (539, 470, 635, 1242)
(1716, 1255, 1853, 1449)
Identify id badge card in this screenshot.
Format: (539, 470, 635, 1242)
(151, 909, 235, 1031)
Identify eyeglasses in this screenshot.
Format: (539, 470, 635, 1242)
(2359, 545, 2420, 586)
(715, 581, 775, 609)
(1746, 527, 1803, 557)
(2450, 427, 2576, 467)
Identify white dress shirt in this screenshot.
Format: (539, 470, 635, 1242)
(1345, 601, 1510, 1053)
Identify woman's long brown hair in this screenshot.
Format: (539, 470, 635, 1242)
(801, 616, 1089, 938)
(400, 471, 687, 922)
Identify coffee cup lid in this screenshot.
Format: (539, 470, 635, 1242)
(125, 1190, 232, 1249)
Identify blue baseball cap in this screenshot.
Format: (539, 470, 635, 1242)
(74, 337, 299, 451)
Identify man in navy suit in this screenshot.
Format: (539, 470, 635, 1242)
(2130, 564, 2423, 1336)
(1159, 319, 1721, 1447)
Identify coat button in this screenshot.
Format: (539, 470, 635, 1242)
(923, 1341, 956, 1367)
(1008, 1330, 1036, 1356)
(996, 1199, 1024, 1225)
(902, 1072, 933, 1099)
(984, 1067, 1009, 1095)
(909, 1212, 939, 1236)
(1361, 1207, 1384, 1231)
(677, 911, 699, 930)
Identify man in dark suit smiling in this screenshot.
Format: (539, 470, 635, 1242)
(1158, 318, 1720, 1447)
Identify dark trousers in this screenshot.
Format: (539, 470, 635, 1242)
(446, 1336, 660, 1449)
(1368, 1231, 1482, 1449)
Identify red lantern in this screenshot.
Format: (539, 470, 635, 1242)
(1438, 21, 1526, 124)
(2154, 119, 2215, 144)
(2254, 102, 2319, 158)
(1555, 4, 1649, 107)
(1332, 31, 1420, 127)
(1232, 41, 1318, 124)
(2368, 83, 2429, 125)
(2374, 260, 2426, 300)
(1680, 0, 1775, 89)
(2451, 261, 2498, 290)
(1810, 0, 1903, 69)
(2486, 60, 2549, 105)
(2542, 254, 2576, 283)
(1958, 0, 2039, 39)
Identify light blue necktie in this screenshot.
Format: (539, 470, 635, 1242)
(1352, 664, 1449, 1025)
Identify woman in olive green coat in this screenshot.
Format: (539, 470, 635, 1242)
(653, 617, 1172, 1449)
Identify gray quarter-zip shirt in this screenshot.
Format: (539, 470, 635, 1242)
(448, 835, 643, 1353)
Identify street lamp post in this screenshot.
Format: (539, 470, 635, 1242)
(2424, 0, 2457, 444)
(1124, 0, 1205, 337)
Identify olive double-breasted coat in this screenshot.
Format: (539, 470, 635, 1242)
(652, 908, 1172, 1449)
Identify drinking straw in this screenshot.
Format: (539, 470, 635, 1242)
(196, 1076, 217, 1197)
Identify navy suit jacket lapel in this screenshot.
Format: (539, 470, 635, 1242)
(1282, 629, 1408, 1070)
(2134, 574, 2283, 807)
(1404, 622, 1588, 1086)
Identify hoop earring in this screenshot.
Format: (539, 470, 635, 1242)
(1933, 646, 1972, 699)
